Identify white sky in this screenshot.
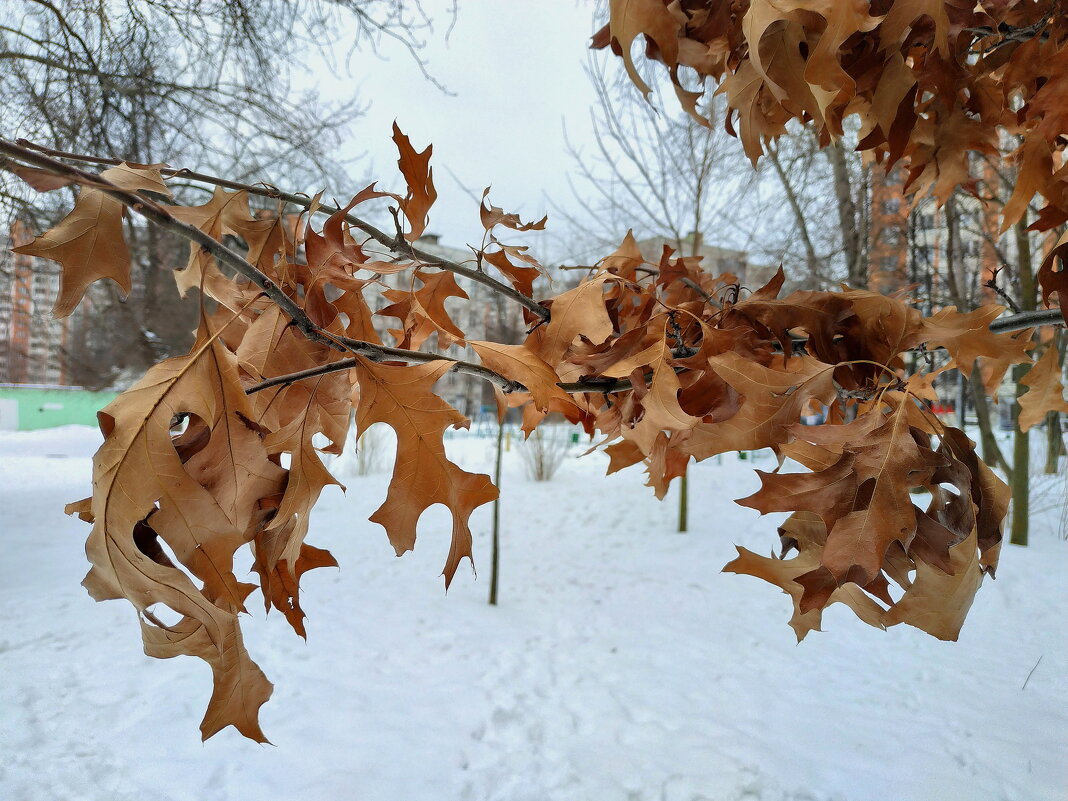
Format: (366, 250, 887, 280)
(316, 1, 608, 253)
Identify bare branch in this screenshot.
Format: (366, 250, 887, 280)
(0, 137, 339, 349)
(12, 139, 551, 321)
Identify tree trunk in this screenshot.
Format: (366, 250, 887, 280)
(1009, 219, 1037, 546)
(678, 468, 688, 533)
(1010, 362, 1031, 546)
(826, 141, 864, 287)
(1045, 410, 1064, 473)
(969, 362, 1012, 478)
(943, 193, 966, 307)
(1044, 330, 1066, 474)
(489, 419, 504, 605)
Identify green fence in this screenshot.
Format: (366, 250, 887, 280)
(0, 384, 118, 431)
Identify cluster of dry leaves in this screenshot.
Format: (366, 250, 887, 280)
(597, 0, 1068, 319)
(2, 0, 1066, 742)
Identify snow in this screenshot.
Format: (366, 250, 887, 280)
(0, 425, 1065, 801)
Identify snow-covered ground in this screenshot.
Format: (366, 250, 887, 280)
(1, 425, 1065, 801)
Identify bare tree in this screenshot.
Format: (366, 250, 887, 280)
(763, 127, 871, 290)
(559, 58, 751, 258)
(1, 0, 451, 385)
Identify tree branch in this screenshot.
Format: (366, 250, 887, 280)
(989, 309, 1062, 333)
(243, 347, 635, 396)
(0, 137, 342, 350)
(11, 139, 550, 321)
(245, 351, 522, 396)
(3, 140, 1061, 405)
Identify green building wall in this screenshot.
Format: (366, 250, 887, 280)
(0, 385, 118, 431)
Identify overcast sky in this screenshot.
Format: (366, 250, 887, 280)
(315, 1, 608, 254)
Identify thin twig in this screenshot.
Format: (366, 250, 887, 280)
(985, 265, 1021, 314)
(245, 350, 522, 396)
(1021, 654, 1043, 690)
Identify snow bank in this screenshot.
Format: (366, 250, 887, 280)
(1, 426, 1064, 801)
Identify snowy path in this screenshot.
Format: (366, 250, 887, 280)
(0, 426, 1065, 801)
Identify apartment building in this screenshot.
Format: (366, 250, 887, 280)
(0, 220, 71, 385)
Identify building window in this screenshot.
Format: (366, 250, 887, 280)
(882, 197, 901, 214)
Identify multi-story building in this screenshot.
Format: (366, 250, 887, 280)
(0, 220, 71, 385)
(868, 165, 1002, 307)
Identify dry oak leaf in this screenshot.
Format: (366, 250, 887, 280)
(377, 269, 470, 350)
(600, 230, 646, 281)
(921, 305, 1033, 393)
(469, 341, 571, 413)
(408, 269, 470, 347)
(621, 320, 702, 454)
(1038, 230, 1068, 325)
(252, 535, 338, 640)
(723, 518, 886, 642)
(1017, 346, 1068, 432)
(262, 375, 347, 557)
(683, 352, 838, 459)
(537, 275, 614, 366)
(482, 247, 542, 299)
(718, 59, 784, 165)
(479, 188, 547, 231)
(303, 189, 392, 286)
(879, 0, 950, 57)
(905, 106, 999, 205)
(231, 212, 290, 276)
(605, 437, 645, 475)
(836, 288, 926, 368)
(810, 400, 943, 593)
(644, 430, 690, 500)
(167, 186, 255, 296)
(238, 306, 356, 450)
(13, 163, 172, 317)
(575, 323, 664, 380)
(607, 0, 684, 99)
(10, 163, 75, 192)
(732, 287, 854, 362)
(736, 452, 861, 536)
(141, 614, 272, 743)
(79, 315, 274, 741)
(761, 0, 882, 119)
(352, 355, 498, 587)
(392, 122, 437, 242)
(754, 18, 835, 126)
(883, 529, 983, 641)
